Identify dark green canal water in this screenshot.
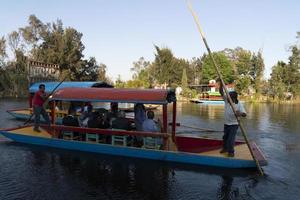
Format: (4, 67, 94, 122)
(0, 99, 299, 200)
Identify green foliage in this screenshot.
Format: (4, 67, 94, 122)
(251, 51, 265, 93)
(201, 52, 234, 84)
(130, 57, 152, 88)
(235, 75, 252, 94)
(152, 46, 177, 85)
(181, 67, 188, 88)
(269, 61, 289, 99)
(188, 57, 202, 84)
(115, 75, 126, 88)
(268, 43, 300, 99)
(182, 87, 198, 98)
(1, 15, 111, 97)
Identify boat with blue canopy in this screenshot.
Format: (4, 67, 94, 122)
(6, 81, 113, 123)
(0, 87, 267, 169)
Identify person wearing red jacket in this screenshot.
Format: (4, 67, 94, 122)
(32, 84, 50, 132)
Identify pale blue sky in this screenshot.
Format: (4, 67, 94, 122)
(1, 0, 299, 80)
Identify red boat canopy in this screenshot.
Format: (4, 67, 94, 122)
(50, 87, 176, 104)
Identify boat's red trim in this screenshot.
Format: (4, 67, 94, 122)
(176, 135, 244, 153)
(51, 87, 170, 103)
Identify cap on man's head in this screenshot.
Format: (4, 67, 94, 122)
(39, 84, 45, 89)
(229, 91, 238, 99)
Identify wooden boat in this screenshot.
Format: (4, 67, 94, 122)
(7, 81, 159, 123)
(7, 81, 113, 123)
(0, 87, 267, 169)
(190, 98, 224, 104)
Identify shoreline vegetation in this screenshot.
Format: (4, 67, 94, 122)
(178, 96, 300, 104)
(0, 16, 300, 103)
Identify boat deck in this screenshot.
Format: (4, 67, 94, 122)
(9, 126, 51, 138)
(7, 126, 254, 161)
(200, 144, 252, 160)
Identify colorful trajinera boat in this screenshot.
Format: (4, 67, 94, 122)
(0, 87, 267, 169)
(7, 81, 112, 123)
(190, 81, 236, 104)
(6, 81, 157, 123)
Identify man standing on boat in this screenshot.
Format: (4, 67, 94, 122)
(33, 84, 50, 132)
(219, 82, 247, 157)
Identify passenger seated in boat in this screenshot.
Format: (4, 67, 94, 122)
(111, 111, 131, 131)
(62, 109, 79, 127)
(62, 108, 80, 140)
(88, 112, 111, 143)
(133, 103, 146, 145)
(79, 103, 93, 127)
(134, 103, 146, 131)
(108, 102, 119, 123)
(142, 111, 162, 145)
(88, 112, 110, 129)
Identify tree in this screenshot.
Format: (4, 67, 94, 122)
(201, 52, 234, 84)
(188, 57, 202, 84)
(0, 36, 6, 66)
(131, 57, 150, 79)
(268, 61, 287, 99)
(130, 57, 152, 88)
(286, 46, 300, 95)
(181, 67, 188, 89)
(8, 31, 23, 56)
(0, 15, 112, 97)
(251, 51, 265, 94)
(152, 45, 176, 85)
(115, 75, 126, 88)
(98, 63, 107, 81)
(20, 14, 46, 50)
(235, 75, 252, 94)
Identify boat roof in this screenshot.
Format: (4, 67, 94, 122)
(50, 87, 176, 104)
(29, 81, 113, 93)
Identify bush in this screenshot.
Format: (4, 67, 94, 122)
(182, 88, 198, 98)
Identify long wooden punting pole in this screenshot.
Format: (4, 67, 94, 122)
(186, 0, 264, 176)
(24, 66, 91, 125)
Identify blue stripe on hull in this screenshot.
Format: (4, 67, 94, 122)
(0, 131, 256, 168)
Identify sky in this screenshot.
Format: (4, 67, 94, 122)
(1, 0, 299, 81)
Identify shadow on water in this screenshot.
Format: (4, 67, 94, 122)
(1, 99, 300, 199)
(0, 141, 263, 200)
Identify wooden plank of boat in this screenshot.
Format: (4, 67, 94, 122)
(0, 126, 265, 169)
(8, 126, 51, 138)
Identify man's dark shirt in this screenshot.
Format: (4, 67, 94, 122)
(62, 115, 79, 127)
(112, 118, 131, 131)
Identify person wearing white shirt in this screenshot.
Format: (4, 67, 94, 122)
(219, 83, 247, 157)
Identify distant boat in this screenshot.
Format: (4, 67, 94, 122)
(190, 80, 235, 105)
(1, 87, 267, 169)
(190, 99, 224, 104)
(190, 91, 224, 104)
(7, 81, 113, 123)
